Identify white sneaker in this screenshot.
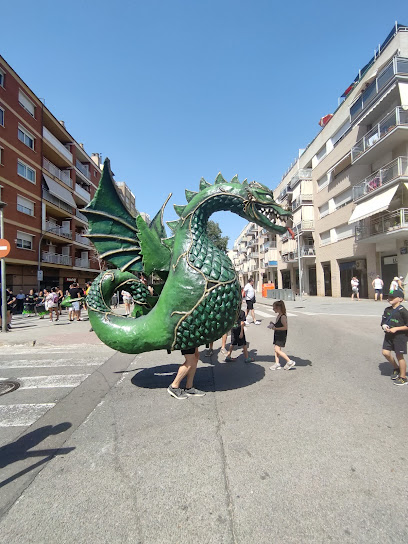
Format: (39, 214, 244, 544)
(283, 360, 296, 370)
(270, 363, 282, 370)
(254, 320, 261, 325)
(220, 347, 228, 355)
(245, 321, 251, 326)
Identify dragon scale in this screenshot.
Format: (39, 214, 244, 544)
(83, 161, 291, 355)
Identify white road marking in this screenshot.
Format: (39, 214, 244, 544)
(255, 309, 297, 318)
(0, 403, 55, 427)
(0, 359, 101, 369)
(15, 374, 89, 389)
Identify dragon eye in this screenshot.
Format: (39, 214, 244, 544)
(265, 194, 272, 200)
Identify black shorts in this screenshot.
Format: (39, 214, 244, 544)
(375, 289, 383, 294)
(231, 328, 246, 347)
(181, 347, 196, 355)
(274, 334, 287, 348)
(383, 334, 408, 354)
(246, 299, 254, 310)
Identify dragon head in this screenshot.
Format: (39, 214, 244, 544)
(240, 181, 292, 234)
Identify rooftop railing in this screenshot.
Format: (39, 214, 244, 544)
(355, 208, 408, 241)
(351, 107, 408, 162)
(43, 158, 72, 187)
(353, 156, 408, 201)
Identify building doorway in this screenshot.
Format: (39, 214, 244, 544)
(281, 270, 291, 289)
(309, 267, 317, 295)
(381, 255, 398, 293)
(323, 263, 332, 296)
(339, 260, 368, 298)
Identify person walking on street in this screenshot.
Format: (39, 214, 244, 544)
(243, 278, 260, 325)
(69, 282, 84, 321)
(381, 288, 408, 386)
(167, 347, 206, 400)
(269, 300, 296, 371)
(351, 277, 360, 300)
(372, 275, 384, 301)
(390, 277, 399, 292)
(121, 290, 132, 317)
(225, 309, 255, 363)
(15, 289, 25, 314)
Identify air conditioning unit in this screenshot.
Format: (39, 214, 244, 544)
(355, 259, 365, 270)
(45, 240, 53, 246)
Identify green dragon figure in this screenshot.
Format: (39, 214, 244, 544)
(83, 159, 291, 354)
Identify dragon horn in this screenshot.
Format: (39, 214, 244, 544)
(199, 177, 211, 191)
(174, 204, 187, 217)
(162, 236, 175, 249)
(231, 174, 239, 183)
(185, 189, 198, 203)
(242, 178, 249, 188)
(215, 172, 226, 185)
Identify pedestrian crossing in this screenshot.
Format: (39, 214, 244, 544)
(0, 344, 111, 429)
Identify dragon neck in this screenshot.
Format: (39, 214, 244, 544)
(189, 192, 244, 240)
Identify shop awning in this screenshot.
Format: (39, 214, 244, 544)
(348, 185, 399, 224)
(43, 174, 76, 208)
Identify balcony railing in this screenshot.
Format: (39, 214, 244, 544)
(290, 168, 312, 189)
(353, 156, 408, 201)
(43, 127, 73, 162)
(42, 251, 72, 266)
(249, 252, 259, 258)
(296, 221, 314, 232)
(45, 221, 72, 239)
(355, 208, 408, 241)
(43, 158, 72, 187)
(75, 209, 88, 223)
(75, 183, 91, 203)
(43, 188, 74, 215)
(350, 56, 408, 123)
(291, 195, 313, 211)
(75, 233, 90, 246)
(75, 257, 90, 268)
(282, 246, 316, 262)
(75, 159, 90, 180)
(351, 107, 408, 162)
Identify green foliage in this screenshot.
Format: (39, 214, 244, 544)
(207, 220, 229, 252)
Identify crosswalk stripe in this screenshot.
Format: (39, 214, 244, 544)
(0, 359, 101, 369)
(13, 374, 89, 389)
(255, 309, 297, 318)
(0, 403, 55, 427)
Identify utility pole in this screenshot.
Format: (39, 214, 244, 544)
(295, 223, 302, 303)
(0, 201, 8, 332)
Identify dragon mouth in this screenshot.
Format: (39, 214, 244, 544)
(253, 203, 289, 233)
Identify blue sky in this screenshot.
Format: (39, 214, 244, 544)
(2, 1, 407, 246)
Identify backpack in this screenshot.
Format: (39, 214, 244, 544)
(52, 293, 59, 304)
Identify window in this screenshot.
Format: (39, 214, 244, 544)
(18, 125, 34, 149)
(320, 230, 331, 246)
(18, 90, 35, 117)
(0, 68, 4, 87)
(17, 195, 34, 216)
(333, 188, 353, 210)
(319, 202, 329, 218)
(335, 223, 354, 241)
(17, 159, 36, 183)
(317, 173, 329, 192)
(0, 106, 4, 127)
(0, 146, 3, 165)
(16, 231, 34, 250)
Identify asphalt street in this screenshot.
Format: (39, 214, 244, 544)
(0, 298, 407, 543)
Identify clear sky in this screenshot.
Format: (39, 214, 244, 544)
(2, 1, 407, 246)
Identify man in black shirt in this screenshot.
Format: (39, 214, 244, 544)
(381, 288, 408, 386)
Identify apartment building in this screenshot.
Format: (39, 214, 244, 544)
(0, 55, 102, 293)
(115, 181, 137, 217)
(231, 23, 408, 298)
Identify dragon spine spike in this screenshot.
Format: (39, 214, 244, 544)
(231, 174, 239, 183)
(199, 177, 211, 191)
(242, 179, 248, 188)
(174, 204, 187, 217)
(185, 189, 198, 203)
(161, 237, 175, 249)
(215, 172, 226, 185)
(166, 220, 180, 232)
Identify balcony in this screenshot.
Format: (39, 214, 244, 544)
(291, 194, 313, 211)
(290, 168, 312, 189)
(350, 56, 408, 123)
(75, 183, 91, 203)
(43, 158, 72, 188)
(45, 221, 72, 239)
(352, 156, 408, 201)
(296, 221, 314, 232)
(75, 233, 90, 246)
(75, 257, 90, 268)
(282, 246, 315, 263)
(351, 107, 408, 163)
(75, 209, 88, 223)
(278, 185, 293, 202)
(43, 189, 74, 215)
(75, 159, 91, 180)
(42, 251, 72, 266)
(355, 208, 408, 241)
(43, 127, 73, 163)
(249, 252, 259, 258)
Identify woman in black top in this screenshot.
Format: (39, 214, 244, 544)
(268, 300, 296, 371)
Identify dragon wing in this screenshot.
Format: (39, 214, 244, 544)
(83, 158, 171, 274)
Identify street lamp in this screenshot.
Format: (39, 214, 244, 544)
(0, 201, 8, 333)
(294, 223, 303, 303)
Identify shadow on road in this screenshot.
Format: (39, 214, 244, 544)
(378, 361, 393, 376)
(0, 422, 75, 488)
(131, 361, 265, 392)
(248, 351, 313, 368)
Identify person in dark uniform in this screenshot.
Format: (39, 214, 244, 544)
(381, 288, 408, 386)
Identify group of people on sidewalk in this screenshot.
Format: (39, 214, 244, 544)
(351, 275, 405, 301)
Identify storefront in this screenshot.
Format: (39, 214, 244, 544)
(339, 259, 368, 298)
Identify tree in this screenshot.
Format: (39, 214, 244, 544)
(207, 220, 229, 252)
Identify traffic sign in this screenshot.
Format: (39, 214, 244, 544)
(0, 239, 10, 258)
